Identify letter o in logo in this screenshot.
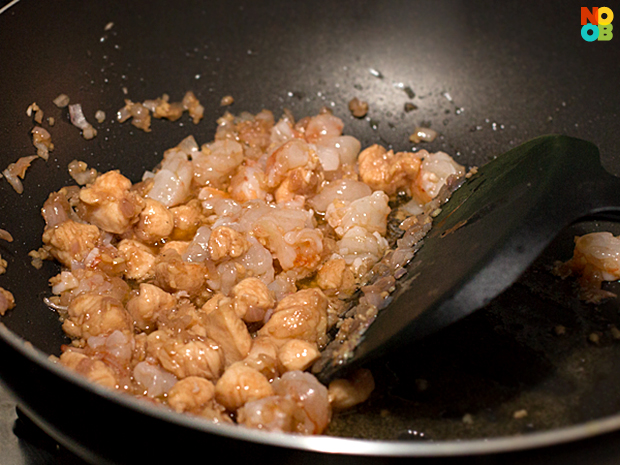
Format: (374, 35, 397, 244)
(581, 23, 600, 41)
(598, 7, 614, 25)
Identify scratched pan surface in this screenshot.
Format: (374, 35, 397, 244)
(1, 0, 620, 464)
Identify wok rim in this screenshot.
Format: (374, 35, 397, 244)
(2, 323, 620, 458)
(2, 0, 620, 459)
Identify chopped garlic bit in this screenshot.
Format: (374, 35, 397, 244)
(220, 95, 234, 106)
(53, 94, 70, 108)
(95, 110, 106, 123)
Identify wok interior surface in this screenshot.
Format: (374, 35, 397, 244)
(1, 0, 620, 460)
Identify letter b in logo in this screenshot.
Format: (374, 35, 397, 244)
(599, 24, 613, 40)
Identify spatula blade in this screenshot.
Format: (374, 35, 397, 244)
(314, 135, 613, 382)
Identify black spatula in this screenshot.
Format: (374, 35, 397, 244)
(314, 135, 620, 382)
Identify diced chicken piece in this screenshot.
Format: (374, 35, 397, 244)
(59, 350, 118, 389)
(0, 254, 6, 275)
(202, 297, 252, 366)
(0, 287, 15, 316)
(214, 361, 274, 411)
(153, 250, 207, 296)
(328, 369, 375, 411)
(274, 167, 323, 204)
(158, 299, 209, 338)
(126, 283, 176, 331)
(117, 239, 156, 281)
(231, 277, 275, 323)
(62, 293, 133, 340)
(160, 241, 190, 256)
(357, 144, 421, 195)
(258, 288, 328, 348)
(170, 199, 203, 240)
(134, 198, 174, 244)
(248, 336, 279, 361)
(208, 226, 249, 262)
(78, 170, 145, 234)
(146, 330, 223, 380)
(243, 336, 280, 381)
(42, 220, 101, 267)
(277, 339, 320, 372)
(167, 376, 215, 413)
(315, 258, 356, 296)
(198, 402, 234, 425)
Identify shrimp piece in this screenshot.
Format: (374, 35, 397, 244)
(272, 371, 331, 434)
(229, 164, 267, 203)
(236, 109, 275, 151)
(411, 151, 465, 204)
(147, 149, 193, 207)
(304, 113, 344, 143)
(265, 139, 317, 189)
(328, 368, 375, 411)
(192, 139, 244, 188)
(555, 232, 620, 303)
(326, 191, 391, 237)
(237, 396, 306, 433)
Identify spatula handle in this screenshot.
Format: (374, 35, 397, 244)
(580, 170, 620, 222)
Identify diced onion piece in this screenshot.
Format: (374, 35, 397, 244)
(68, 160, 98, 186)
(409, 127, 438, 144)
(68, 104, 98, 140)
(31, 126, 54, 160)
(0, 228, 13, 242)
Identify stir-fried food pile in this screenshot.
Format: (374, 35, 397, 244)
(36, 107, 465, 434)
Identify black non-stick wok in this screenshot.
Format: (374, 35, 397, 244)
(2, 1, 620, 464)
